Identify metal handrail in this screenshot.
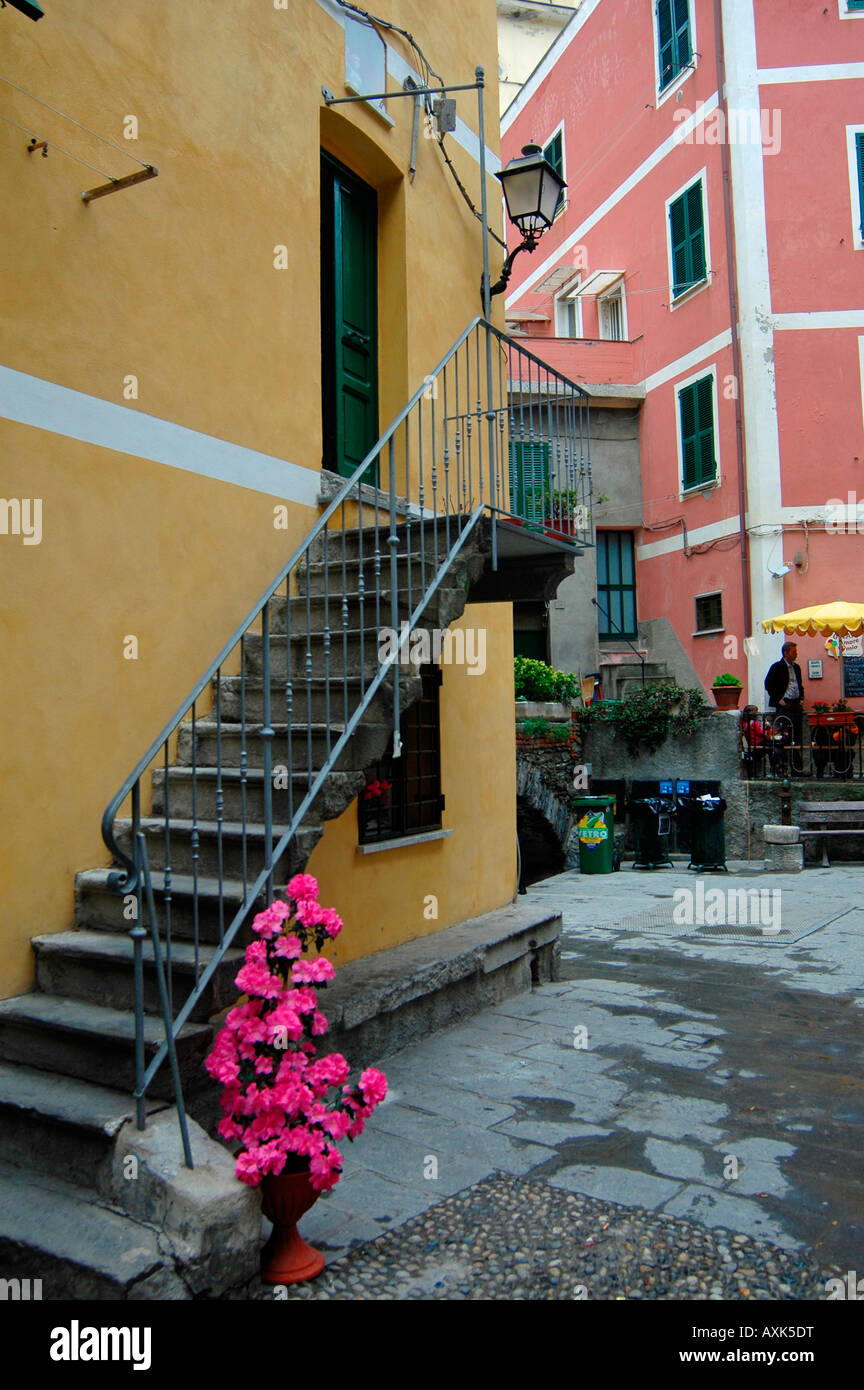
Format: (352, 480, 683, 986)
(100, 319, 592, 1151)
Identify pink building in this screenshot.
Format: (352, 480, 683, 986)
(502, 0, 864, 713)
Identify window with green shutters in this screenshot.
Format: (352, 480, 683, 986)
(847, 1, 864, 11)
(856, 132, 864, 238)
(596, 532, 637, 640)
(678, 376, 717, 491)
(509, 440, 550, 523)
(543, 130, 565, 219)
(656, 0, 692, 91)
(669, 180, 706, 298)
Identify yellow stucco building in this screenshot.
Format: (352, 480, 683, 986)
(0, 0, 528, 1000)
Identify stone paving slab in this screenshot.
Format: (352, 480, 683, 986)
(232, 864, 864, 1296)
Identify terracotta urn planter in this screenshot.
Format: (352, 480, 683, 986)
(260, 1169, 325, 1285)
(712, 684, 743, 710)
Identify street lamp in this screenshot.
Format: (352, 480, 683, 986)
(485, 142, 566, 301)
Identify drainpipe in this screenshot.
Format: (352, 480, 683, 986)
(713, 0, 752, 655)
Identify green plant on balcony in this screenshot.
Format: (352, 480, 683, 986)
(514, 656, 580, 704)
(712, 672, 742, 687)
(833, 699, 851, 712)
(813, 702, 831, 714)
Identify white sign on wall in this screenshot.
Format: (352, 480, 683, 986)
(841, 634, 864, 657)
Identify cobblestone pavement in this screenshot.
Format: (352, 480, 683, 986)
(234, 865, 864, 1300)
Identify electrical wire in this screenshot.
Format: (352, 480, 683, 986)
(0, 109, 115, 179)
(0, 73, 152, 168)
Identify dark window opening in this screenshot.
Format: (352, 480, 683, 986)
(695, 592, 723, 632)
(359, 665, 444, 844)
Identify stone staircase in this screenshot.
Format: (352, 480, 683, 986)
(0, 516, 490, 1296)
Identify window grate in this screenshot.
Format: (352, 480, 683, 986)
(695, 592, 723, 632)
(358, 665, 444, 845)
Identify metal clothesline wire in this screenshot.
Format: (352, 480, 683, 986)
(0, 72, 152, 169)
(0, 109, 114, 179)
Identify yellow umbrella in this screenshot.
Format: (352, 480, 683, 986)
(761, 602, 864, 637)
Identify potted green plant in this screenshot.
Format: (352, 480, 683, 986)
(711, 672, 743, 710)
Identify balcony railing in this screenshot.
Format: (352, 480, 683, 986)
(741, 709, 864, 780)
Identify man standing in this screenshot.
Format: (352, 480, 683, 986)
(765, 641, 806, 773)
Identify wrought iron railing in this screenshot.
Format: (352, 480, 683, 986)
(741, 709, 864, 780)
(100, 318, 591, 1162)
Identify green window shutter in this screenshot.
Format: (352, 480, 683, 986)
(509, 441, 550, 522)
(657, 0, 691, 89)
(596, 531, 637, 639)
(543, 131, 565, 218)
(848, 1, 864, 10)
(669, 192, 689, 297)
(669, 181, 705, 297)
(679, 376, 716, 490)
(857, 132, 864, 238)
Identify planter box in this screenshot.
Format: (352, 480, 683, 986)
(515, 701, 571, 720)
(808, 712, 857, 729)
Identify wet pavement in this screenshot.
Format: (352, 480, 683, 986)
(237, 865, 864, 1298)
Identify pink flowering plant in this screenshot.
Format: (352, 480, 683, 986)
(205, 873, 387, 1192)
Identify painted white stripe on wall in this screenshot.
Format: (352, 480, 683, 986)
(315, 0, 500, 171)
(775, 310, 864, 331)
(0, 367, 321, 504)
(637, 514, 741, 561)
(643, 330, 733, 394)
(505, 94, 720, 306)
(501, 0, 604, 133)
(758, 62, 864, 85)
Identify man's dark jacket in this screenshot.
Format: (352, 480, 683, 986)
(764, 659, 805, 707)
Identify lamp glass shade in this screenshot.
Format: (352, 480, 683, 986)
(497, 144, 566, 237)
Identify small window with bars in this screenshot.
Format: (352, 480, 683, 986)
(358, 665, 444, 845)
(695, 592, 723, 633)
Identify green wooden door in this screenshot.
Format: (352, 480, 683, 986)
(321, 153, 379, 479)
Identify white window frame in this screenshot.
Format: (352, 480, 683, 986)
(554, 272, 582, 337)
(839, 1, 864, 19)
(693, 589, 725, 637)
(597, 278, 628, 341)
(846, 125, 864, 250)
(652, 0, 699, 107)
(665, 167, 712, 308)
(674, 363, 721, 499)
(542, 119, 567, 221)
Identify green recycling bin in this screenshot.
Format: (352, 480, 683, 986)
(573, 794, 616, 874)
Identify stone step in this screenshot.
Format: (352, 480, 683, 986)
(175, 718, 391, 771)
(216, 673, 398, 726)
(0, 1060, 166, 1195)
(76, 867, 270, 944)
(297, 550, 464, 598)
(32, 930, 245, 1023)
(0, 1160, 170, 1299)
(308, 517, 472, 564)
(267, 586, 465, 634)
(151, 765, 365, 824)
(0, 993, 213, 1095)
(115, 815, 323, 882)
(243, 631, 382, 679)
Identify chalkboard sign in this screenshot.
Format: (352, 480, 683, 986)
(842, 655, 864, 698)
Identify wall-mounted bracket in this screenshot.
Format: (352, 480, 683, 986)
(26, 136, 47, 156)
(81, 164, 158, 204)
